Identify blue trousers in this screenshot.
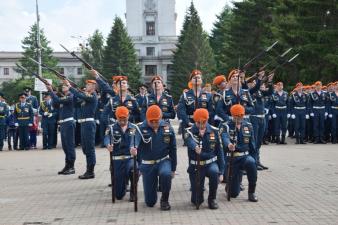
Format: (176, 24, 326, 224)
(188, 162, 220, 204)
(18, 126, 29, 149)
(229, 155, 257, 198)
(294, 110, 306, 138)
(139, 159, 172, 207)
(0, 125, 6, 150)
(250, 116, 265, 162)
(331, 110, 338, 138)
(80, 121, 96, 166)
(274, 109, 287, 136)
(60, 121, 76, 162)
(113, 159, 135, 200)
(312, 109, 325, 138)
(42, 122, 55, 149)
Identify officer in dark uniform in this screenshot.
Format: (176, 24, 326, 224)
(47, 84, 76, 175)
(0, 93, 9, 151)
(135, 84, 148, 116)
(177, 69, 214, 129)
(24, 87, 39, 112)
(104, 106, 138, 201)
(220, 104, 258, 202)
(141, 75, 176, 122)
(130, 105, 177, 210)
(64, 79, 98, 179)
(309, 81, 328, 144)
(271, 82, 289, 144)
(39, 92, 57, 149)
(184, 108, 225, 209)
(328, 81, 338, 143)
(14, 93, 34, 150)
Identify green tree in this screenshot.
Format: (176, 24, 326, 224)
(102, 17, 141, 89)
(170, 2, 216, 102)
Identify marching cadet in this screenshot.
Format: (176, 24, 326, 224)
(309, 81, 328, 144)
(24, 87, 39, 112)
(289, 82, 309, 144)
(328, 81, 338, 144)
(104, 106, 138, 201)
(63, 79, 98, 179)
(212, 75, 227, 127)
(177, 69, 214, 129)
(271, 82, 289, 144)
(39, 92, 57, 150)
(14, 93, 34, 150)
(46, 84, 76, 175)
(130, 105, 177, 210)
(220, 104, 258, 202)
(141, 75, 176, 123)
(184, 108, 224, 209)
(0, 92, 9, 151)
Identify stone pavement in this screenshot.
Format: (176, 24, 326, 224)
(0, 133, 338, 225)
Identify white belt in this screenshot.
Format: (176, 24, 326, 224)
(142, 155, 169, 165)
(227, 151, 249, 157)
(190, 156, 217, 166)
(331, 106, 338, 109)
(188, 115, 194, 119)
(313, 106, 325, 109)
(59, 117, 74, 124)
(78, 118, 95, 123)
(294, 107, 306, 109)
(110, 118, 116, 122)
(275, 106, 287, 109)
(112, 155, 132, 160)
(252, 115, 265, 118)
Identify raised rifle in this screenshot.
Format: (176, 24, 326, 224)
(109, 121, 115, 203)
(132, 122, 138, 212)
(17, 65, 51, 87)
(194, 75, 201, 210)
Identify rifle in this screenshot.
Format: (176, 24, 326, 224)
(18, 65, 51, 87)
(60, 44, 109, 83)
(109, 122, 115, 203)
(132, 123, 138, 212)
(194, 75, 201, 210)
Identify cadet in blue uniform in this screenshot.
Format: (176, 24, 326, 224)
(14, 93, 34, 150)
(184, 108, 225, 209)
(141, 75, 176, 122)
(220, 104, 258, 202)
(39, 92, 57, 150)
(328, 82, 338, 143)
(24, 87, 39, 112)
(47, 84, 76, 175)
(64, 79, 98, 179)
(177, 70, 214, 129)
(135, 84, 148, 120)
(130, 105, 177, 210)
(212, 75, 227, 127)
(0, 93, 9, 151)
(104, 106, 138, 201)
(271, 82, 289, 144)
(289, 83, 309, 144)
(309, 81, 328, 144)
(6, 107, 16, 150)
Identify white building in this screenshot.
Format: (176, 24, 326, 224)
(0, 51, 85, 85)
(126, 0, 177, 84)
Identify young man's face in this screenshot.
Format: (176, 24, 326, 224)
(196, 120, 207, 130)
(117, 117, 129, 127)
(191, 75, 203, 86)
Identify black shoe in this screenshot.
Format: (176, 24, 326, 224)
(280, 136, 287, 144)
(332, 139, 337, 144)
(63, 167, 75, 175)
(248, 193, 258, 202)
(78, 171, 95, 179)
(208, 199, 219, 209)
(258, 163, 268, 170)
(320, 138, 327, 144)
(58, 166, 68, 175)
(300, 138, 307, 144)
(160, 201, 171, 211)
(295, 138, 300, 144)
(314, 138, 321, 144)
(257, 165, 264, 171)
(8, 146, 12, 151)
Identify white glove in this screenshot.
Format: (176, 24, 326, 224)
(306, 115, 309, 120)
(28, 123, 32, 127)
(268, 115, 272, 120)
(272, 114, 277, 118)
(329, 114, 333, 118)
(287, 114, 290, 119)
(96, 120, 100, 124)
(325, 112, 328, 117)
(14, 123, 19, 127)
(291, 114, 296, 119)
(310, 113, 314, 117)
(48, 113, 53, 118)
(44, 112, 49, 116)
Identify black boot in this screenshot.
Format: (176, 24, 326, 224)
(208, 191, 218, 209)
(160, 192, 171, 211)
(248, 184, 258, 202)
(332, 137, 337, 144)
(63, 160, 75, 175)
(58, 161, 70, 175)
(314, 137, 320, 144)
(78, 165, 95, 179)
(320, 137, 327, 144)
(8, 145, 12, 151)
(295, 137, 300, 144)
(258, 162, 269, 170)
(300, 137, 306, 144)
(280, 135, 287, 144)
(275, 136, 280, 144)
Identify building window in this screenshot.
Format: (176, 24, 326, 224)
(3, 68, 9, 75)
(146, 47, 155, 56)
(59, 68, 64, 75)
(77, 67, 83, 75)
(146, 21, 155, 36)
(145, 65, 157, 76)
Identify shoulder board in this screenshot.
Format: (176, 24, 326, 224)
(164, 93, 172, 98)
(210, 125, 219, 131)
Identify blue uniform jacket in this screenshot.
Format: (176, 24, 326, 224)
(0, 102, 9, 126)
(39, 100, 57, 125)
(271, 91, 289, 114)
(50, 92, 74, 120)
(14, 102, 33, 126)
(69, 88, 98, 119)
(309, 91, 328, 113)
(141, 92, 176, 121)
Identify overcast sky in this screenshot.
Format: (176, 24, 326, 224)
(0, 0, 236, 52)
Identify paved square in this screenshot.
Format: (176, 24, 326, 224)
(1, 130, 338, 225)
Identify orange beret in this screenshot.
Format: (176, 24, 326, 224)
(228, 69, 239, 81)
(115, 106, 129, 119)
(314, 81, 322, 86)
(193, 108, 209, 122)
(230, 104, 245, 117)
(188, 81, 193, 89)
(86, 80, 97, 84)
(295, 82, 303, 88)
(146, 105, 162, 121)
(213, 75, 226, 85)
(151, 75, 163, 83)
(113, 76, 128, 84)
(322, 85, 327, 89)
(189, 69, 202, 81)
(327, 82, 333, 87)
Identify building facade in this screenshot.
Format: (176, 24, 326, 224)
(0, 51, 84, 85)
(126, 0, 177, 84)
